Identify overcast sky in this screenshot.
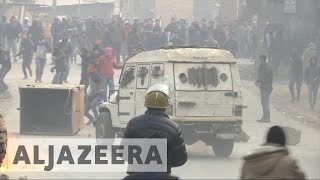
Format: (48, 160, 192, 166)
(34, 0, 115, 6)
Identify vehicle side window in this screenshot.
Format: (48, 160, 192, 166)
(150, 63, 164, 84)
(136, 64, 150, 89)
(120, 65, 136, 88)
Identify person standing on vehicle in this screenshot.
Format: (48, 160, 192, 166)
(256, 55, 273, 123)
(288, 48, 303, 102)
(6, 16, 21, 62)
(0, 43, 11, 91)
(15, 33, 34, 80)
(34, 35, 51, 83)
(304, 57, 320, 110)
(98, 47, 123, 101)
(240, 126, 306, 180)
(123, 83, 187, 179)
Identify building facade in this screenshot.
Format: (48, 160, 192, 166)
(121, 0, 222, 25)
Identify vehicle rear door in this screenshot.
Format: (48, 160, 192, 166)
(174, 63, 234, 117)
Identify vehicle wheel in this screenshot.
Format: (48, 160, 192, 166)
(95, 112, 115, 139)
(211, 139, 234, 158)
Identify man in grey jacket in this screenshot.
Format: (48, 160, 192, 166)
(256, 55, 273, 123)
(304, 57, 320, 110)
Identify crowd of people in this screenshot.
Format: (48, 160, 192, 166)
(0, 14, 320, 114)
(0, 13, 318, 180)
(0, 14, 319, 114)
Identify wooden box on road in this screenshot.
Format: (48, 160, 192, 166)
(19, 84, 85, 136)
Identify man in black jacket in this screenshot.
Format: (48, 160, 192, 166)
(51, 47, 66, 84)
(256, 55, 273, 123)
(0, 43, 11, 91)
(16, 33, 34, 79)
(123, 83, 187, 179)
(6, 16, 21, 62)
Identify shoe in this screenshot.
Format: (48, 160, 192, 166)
(23, 76, 28, 80)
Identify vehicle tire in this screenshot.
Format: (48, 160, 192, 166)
(211, 139, 234, 158)
(95, 112, 115, 139)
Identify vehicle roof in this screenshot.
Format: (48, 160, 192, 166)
(126, 48, 236, 63)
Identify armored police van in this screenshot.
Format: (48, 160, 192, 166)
(96, 47, 246, 157)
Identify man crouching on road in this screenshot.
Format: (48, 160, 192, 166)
(123, 83, 187, 180)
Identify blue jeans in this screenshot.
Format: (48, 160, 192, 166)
(85, 94, 103, 122)
(103, 76, 115, 101)
(308, 83, 319, 108)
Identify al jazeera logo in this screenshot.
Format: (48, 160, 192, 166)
(5, 137, 167, 172)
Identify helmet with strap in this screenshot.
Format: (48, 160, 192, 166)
(144, 83, 170, 109)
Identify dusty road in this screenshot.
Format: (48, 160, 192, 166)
(1, 61, 320, 179)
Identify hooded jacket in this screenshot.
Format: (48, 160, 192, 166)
(98, 47, 122, 77)
(240, 143, 305, 180)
